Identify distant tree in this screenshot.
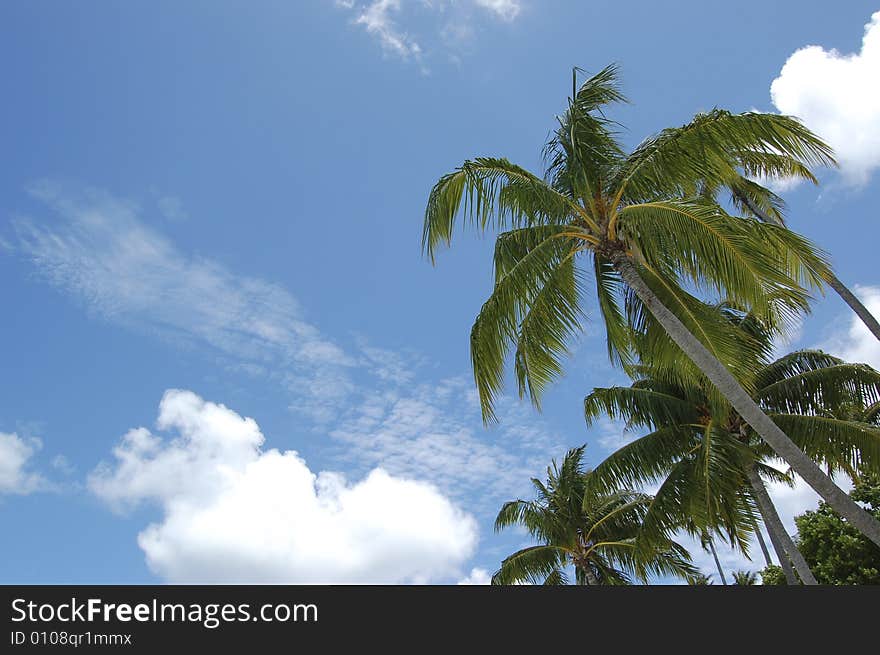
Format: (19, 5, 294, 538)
(732, 570, 759, 585)
(793, 475, 880, 585)
(687, 572, 714, 585)
(759, 564, 788, 586)
(492, 446, 696, 585)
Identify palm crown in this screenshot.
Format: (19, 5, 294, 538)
(423, 64, 833, 423)
(493, 446, 696, 585)
(583, 345, 880, 549)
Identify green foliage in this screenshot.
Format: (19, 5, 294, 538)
(687, 572, 714, 585)
(793, 476, 880, 585)
(584, 340, 880, 552)
(492, 446, 696, 585)
(731, 570, 759, 585)
(759, 564, 788, 586)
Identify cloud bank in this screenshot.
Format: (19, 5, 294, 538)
(89, 390, 479, 583)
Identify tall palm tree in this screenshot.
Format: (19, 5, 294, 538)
(421, 64, 880, 545)
(492, 446, 695, 585)
(583, 348, 880, 584)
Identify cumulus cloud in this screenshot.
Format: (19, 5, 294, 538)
(819, 285, 880, 369)
(0, 432, 46, 494)
(89, 390, 479, 583)
(770, 11, 880, 186)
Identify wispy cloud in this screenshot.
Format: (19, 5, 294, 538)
(9, 183, 567, 511)
(0, 432, 47, 495)
(13, 182, 356, 419)
(332, 0, 523, 65)
(328, 376, 565, 509)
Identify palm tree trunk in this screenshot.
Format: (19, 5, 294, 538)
(733, 189, 880, 342)
(824, 273, 880, 342)
(752, 518, 773, 568)
(614, 256, 880, 547)
(582, 564, 600, 586)
(706, 537, 728, 585)
(744, 461, 816, 585)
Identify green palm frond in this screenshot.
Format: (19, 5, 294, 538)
(617, 199, 822, 323)
(754, 349, 844, 388)
(513, 255, 587, 408)
(470, 231, 580, 422)
(756, 362, 880, 415)
(613, 109, 835, 202)
(584, 385, 698, 431)
(760, 414, 880, 476)
(422, 158, 582, 262)
(491, 545, 567, 586)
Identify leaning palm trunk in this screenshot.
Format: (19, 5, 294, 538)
(824, 273, 880, 342)
(615, 256, 880, 548)
(744, 461, 815, 585)
(751, 519, 773, 568)
(734, 191, 880, 342)
(706, 537, 728, 585)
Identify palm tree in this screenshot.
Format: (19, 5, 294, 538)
(701, 531, 729, 585)
(493, 446, 695, 584)
(732, 570, 759, 586)
(687, 572, 714, 585)
(421, 64, 880, 545)
(583, 347, 880, 585)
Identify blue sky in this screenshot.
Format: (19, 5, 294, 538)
(2, 1, 879, 584)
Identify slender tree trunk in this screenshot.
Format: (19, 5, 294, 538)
(706, 536, 728, 585)
(614, 256, 880, 547)
(824, 273, 880, 342)
(733, 189, 880, 342)
(752, 518, 773, 568)
(744, 461, 816, 585)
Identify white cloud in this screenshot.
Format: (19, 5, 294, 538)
(333, 1, 521, 63)
(819, 284, 880, 369)
(770, 11, 880, 186)
(457, 567, 491, 584)
(355, 1, 422, 59)
(0, 432, 46, 494)
(474, 0, 520, 21)
(89, 389, 479, 583)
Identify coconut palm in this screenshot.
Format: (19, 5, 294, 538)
(732, 570, 759, 585)
(421, 64, 880, 545)
(583, 346, 880, 584)
(492, 446, 696, 585)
